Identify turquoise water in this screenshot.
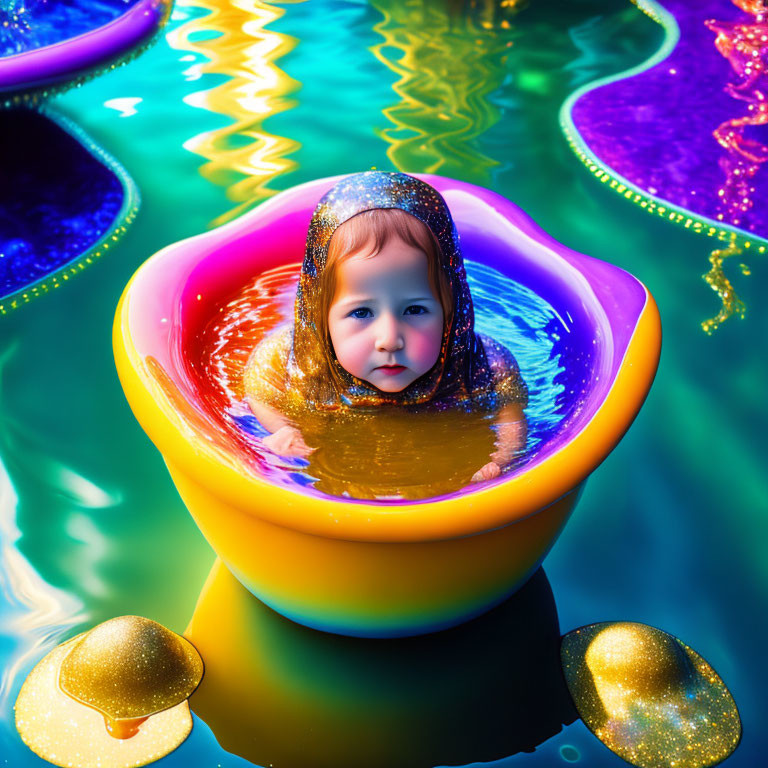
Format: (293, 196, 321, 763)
(0, 0, 766, 766)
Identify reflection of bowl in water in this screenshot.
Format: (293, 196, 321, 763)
(186, 560, 576, 768)
(114, 175, 660, 638)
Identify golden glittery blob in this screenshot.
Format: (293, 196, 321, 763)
(59, 616, 204, 721)
(702, 235, 746, 334)
(584, 624, 695, 721)
(15, 640, 193, 768)
(561, 622, 742, 768)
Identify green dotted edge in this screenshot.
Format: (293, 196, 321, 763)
(559, 0, 768, 254)
(0, 107, 141, 316)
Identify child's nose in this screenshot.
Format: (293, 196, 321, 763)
(375, 314, 404, 352)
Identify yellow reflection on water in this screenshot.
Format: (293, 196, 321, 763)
(166, 0, 304, 226)
(370, 0, 526, 181)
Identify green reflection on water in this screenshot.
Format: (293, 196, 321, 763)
(370, 0, 524, 182)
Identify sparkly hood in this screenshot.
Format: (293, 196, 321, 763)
(291, 170, 492, 409)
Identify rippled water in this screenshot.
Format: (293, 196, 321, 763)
(195, 260, 567, 500)
(0, 0, 765, 766)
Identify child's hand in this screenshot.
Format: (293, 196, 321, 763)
(262, 425, 315, 459)
(471, 461, 501, 483)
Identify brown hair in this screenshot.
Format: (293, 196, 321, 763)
(316, 208, 454, 349)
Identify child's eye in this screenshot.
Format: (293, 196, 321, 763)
(404, 305, 428, 315)
(349, 307, 373, 319)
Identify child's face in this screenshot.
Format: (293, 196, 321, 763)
(327, 237, 444, 393)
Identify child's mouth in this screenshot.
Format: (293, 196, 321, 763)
(376, 365, 407, 376)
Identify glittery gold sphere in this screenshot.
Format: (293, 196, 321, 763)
(585, 623, 693, 703)
(561, 622, 742, 768)
(59, 616, 204, 720)
(16, 637, 194, 768)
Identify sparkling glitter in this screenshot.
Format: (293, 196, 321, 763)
(15, 637, 194, 768)
(0, 110, 133, 306)
(248, 171, 527, 413)
(701, 234, 746, 334)
(700, 1, 768, 332)
(0, 0, 139, 57)
(59, 616, 204, 720)
(565, 0, 768, 334)
(561, 622, 741, 768)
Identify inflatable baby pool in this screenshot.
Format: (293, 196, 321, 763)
(114, 175, 660, 638)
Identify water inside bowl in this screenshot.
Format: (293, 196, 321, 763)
(186, 259, 587, 501)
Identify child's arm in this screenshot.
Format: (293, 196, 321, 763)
(471, 403, 527, 483)
(244, 327, 315, 459)
(490, 403, 527, 465)
(248, 397, 315, 459)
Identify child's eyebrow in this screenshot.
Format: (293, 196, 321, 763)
(335, 296, 377, 307)
(336, 296, 437, 307)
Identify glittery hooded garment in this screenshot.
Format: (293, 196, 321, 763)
(245, 171, 527, 414)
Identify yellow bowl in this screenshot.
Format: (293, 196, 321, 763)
(114, 175, 660, 637)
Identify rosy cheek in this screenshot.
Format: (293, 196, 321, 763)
(406, 321, 443, 369)
(331, 325, 372, 376)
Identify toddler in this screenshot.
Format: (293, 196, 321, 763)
(245, 171, 527, 484)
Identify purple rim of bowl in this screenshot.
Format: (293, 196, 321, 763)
(0, 0, 170, 94)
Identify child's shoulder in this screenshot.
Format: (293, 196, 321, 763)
(476, 332, 520, 376)
(476, 333, 528, 407)
(249, 325, 293, 362)
(244, 325, 293, 405)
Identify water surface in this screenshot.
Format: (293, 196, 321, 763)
(0, 1, 765, 766)
(196, 260, 567, 500)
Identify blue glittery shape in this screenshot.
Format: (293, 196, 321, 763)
(0, 110, 130, 301)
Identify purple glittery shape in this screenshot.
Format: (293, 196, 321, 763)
(570, 0, 768, 238)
